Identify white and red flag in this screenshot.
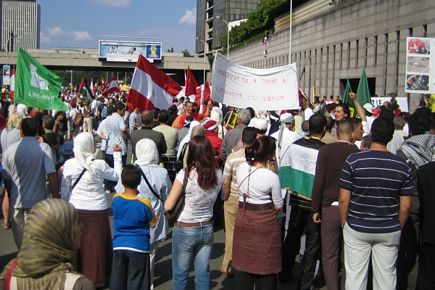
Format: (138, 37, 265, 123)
(9, 67, 15, 99)
(101, 77, 120, 96)
(128, 54, 181, 110)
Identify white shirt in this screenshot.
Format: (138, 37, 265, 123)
(236, 162, 282, 208)
(271, 128, 302, 167)
(61, 152, 122, 210)
(176, 168, 223, 223)
(97, 118, 108, 151)
(104, 112, 127, 155)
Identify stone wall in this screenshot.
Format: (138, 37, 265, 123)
(229, 0, 435, 111)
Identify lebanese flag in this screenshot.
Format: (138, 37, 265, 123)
(185, 66, 198, 97)
(298, 87, 309, 106)
(79, 78, 93, 102)
(128, 54, 181, 111)
(90, 78, 96, 95)
(9, 67, 15, 99)
(203, 81, 211, 104)
(102, 77, 120, 96)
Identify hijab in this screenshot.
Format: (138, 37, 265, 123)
(73, 132, 96, 172)
(135, 138, 159, 166)
(177, 120, 200, 160)
(0, 199, 79, 290)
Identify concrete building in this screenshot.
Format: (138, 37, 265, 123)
(196, 0, 264, 55)
(1, 0, 40, 51)
(229, 0, 435, 110)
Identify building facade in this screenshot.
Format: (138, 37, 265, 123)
(229, 0, 435, 110)
(196, 0, 264, 55)
(1, 0, 40, 51)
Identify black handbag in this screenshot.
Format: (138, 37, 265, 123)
(164, 168, 188, 223)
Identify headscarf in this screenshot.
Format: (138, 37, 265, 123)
(177, 120, 200, 160)
(135, 138, 159, 166)
(73, 132, 96, 172)
(0, 199, 79, 290)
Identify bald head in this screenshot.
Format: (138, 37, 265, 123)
(141, 110, 154, 127)
(337, 120, 354, 141)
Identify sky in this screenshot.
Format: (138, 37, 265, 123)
(38, 0, 197, 54)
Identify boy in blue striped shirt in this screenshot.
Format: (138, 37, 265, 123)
(110, 164, 157, 290)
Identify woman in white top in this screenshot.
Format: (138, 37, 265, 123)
(165, 135, 223, 290)
(115, 138, 171, 289)
(232, 135, 282, 290)
(61, 132, 122, 288)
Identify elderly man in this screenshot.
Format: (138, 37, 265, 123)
(221, 108, 251, 161)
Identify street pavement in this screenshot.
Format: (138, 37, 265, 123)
(1, 219, 302, 289)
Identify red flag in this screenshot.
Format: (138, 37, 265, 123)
(128, 54, 181, 111)
(185, 66, 198, 97)
(298, 87, 309, 107)
(203, 81, 211, 104)
(102, 77, 120, 96)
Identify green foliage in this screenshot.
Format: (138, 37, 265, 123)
(225, 0, 285, 50)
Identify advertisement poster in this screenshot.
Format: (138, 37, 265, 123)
(2, 64, 11, 85)
(211, 53, 299, 111)
(99, 40, 162, 62)
(405, 37, 435, 94)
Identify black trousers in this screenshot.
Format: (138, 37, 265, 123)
(233, 268, 277, 290)
(416, 242, 435, 290)
(281, 206, 322, 290)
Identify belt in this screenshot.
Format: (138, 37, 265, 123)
(175, 220, 213, 228)
(238, 202, 274, 211)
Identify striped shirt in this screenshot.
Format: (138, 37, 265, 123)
(223, 149, 246, 198)
(340, 150, 414, 233)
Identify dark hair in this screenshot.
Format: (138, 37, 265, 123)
(246, 107, 256, 119)
(371, 117, 394, 145)
(42, 115, 55, 130)
(114, 101, 125, 112)
(335, 103, 350, 119)
(349, 117, 362, 129)
(408, 107, 431, 135)
(245, 135, 276, 166)
(141, 110, 154, 126)
(379, 108, 394, 122)
(242, 127, 258, 145)
(308, 113, 327, 135)
(337, 120, 354, 136)
(186, 135, 218, 190)
(21, 117, 39, 137)
(107, 105, 114, 115)
(54, 111, 64, 118)
(158, 110, 169, 124)
(121, 164, 141, 189)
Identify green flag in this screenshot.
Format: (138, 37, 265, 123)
(15, 48, 66, 111)
(356, 69, 371, 105)
(342, 79, 353, 106)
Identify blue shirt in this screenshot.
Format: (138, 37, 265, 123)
(340, 150, 414, 233)
(112, 193, 157, 252)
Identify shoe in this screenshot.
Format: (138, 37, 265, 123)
(3, 222, 11, 230)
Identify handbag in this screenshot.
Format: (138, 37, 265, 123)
(164, 168, 188, 223)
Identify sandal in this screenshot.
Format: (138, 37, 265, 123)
(3, 222, 11, 230)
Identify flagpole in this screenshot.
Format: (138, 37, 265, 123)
(288, 0, 293, 64)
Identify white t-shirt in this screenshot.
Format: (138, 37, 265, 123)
(176, 168, 223, 223)
(236, 162, 282, 208)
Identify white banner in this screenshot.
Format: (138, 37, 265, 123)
(371, 97, 409, 112)
(405, 37, 435, 94)
(211, 53, 299, 111)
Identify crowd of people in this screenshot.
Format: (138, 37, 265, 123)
(0, 87, 433, 290)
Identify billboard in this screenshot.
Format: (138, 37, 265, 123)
(405, 37, 435, 94)
(98, 40, 162, 62)
(2, 65, 11, 85)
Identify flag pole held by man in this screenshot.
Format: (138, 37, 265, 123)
(15, 48, 67, 111)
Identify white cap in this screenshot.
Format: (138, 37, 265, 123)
(280, 113, 294, 124)
(250, 117, 268, 131)
(363, 103, 374, 113)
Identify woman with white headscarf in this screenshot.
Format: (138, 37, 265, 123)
(115, 138, 171, 289)
(61, 132, 122, 288)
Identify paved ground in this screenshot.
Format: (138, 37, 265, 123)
(0, 219, 302, 289)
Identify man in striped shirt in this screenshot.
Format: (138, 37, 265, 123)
(339, 117, 414, 290)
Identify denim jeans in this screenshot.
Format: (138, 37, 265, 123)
(110, 250, 150, 290)
(172, 224, 214, 290)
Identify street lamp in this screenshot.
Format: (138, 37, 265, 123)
(216, 15, 230, 59)
(196, 37, 207, 83)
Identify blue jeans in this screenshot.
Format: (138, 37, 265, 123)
(110, 250, 150, 290)
(172, 224, 214, 290)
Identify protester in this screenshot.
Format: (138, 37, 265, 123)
(339, 117, 414, 290)
(153, 109, 178, 156)
(221, 109, 251, 161)
(61, 132, 122, 288)
(110, 164, 157, 290)
(165, 135, 223, 290)
(232, 135, 282, 289)
(0, 199, 95, 290)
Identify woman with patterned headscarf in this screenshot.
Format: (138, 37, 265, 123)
(0, 199, 95, 290)
(60, 132, 122, 288)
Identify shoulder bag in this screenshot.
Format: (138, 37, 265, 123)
(164, 168, 189, 223)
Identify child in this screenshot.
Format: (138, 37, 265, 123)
(110, 164, 157, 290)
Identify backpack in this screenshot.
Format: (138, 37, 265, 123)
(74, 112, 84, 127)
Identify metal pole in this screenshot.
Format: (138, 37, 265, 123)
(289, 0, 293, 64)
(227, 24, 230, 59)
(203, 53, 206, 83)
(70, 71, 73, 91)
